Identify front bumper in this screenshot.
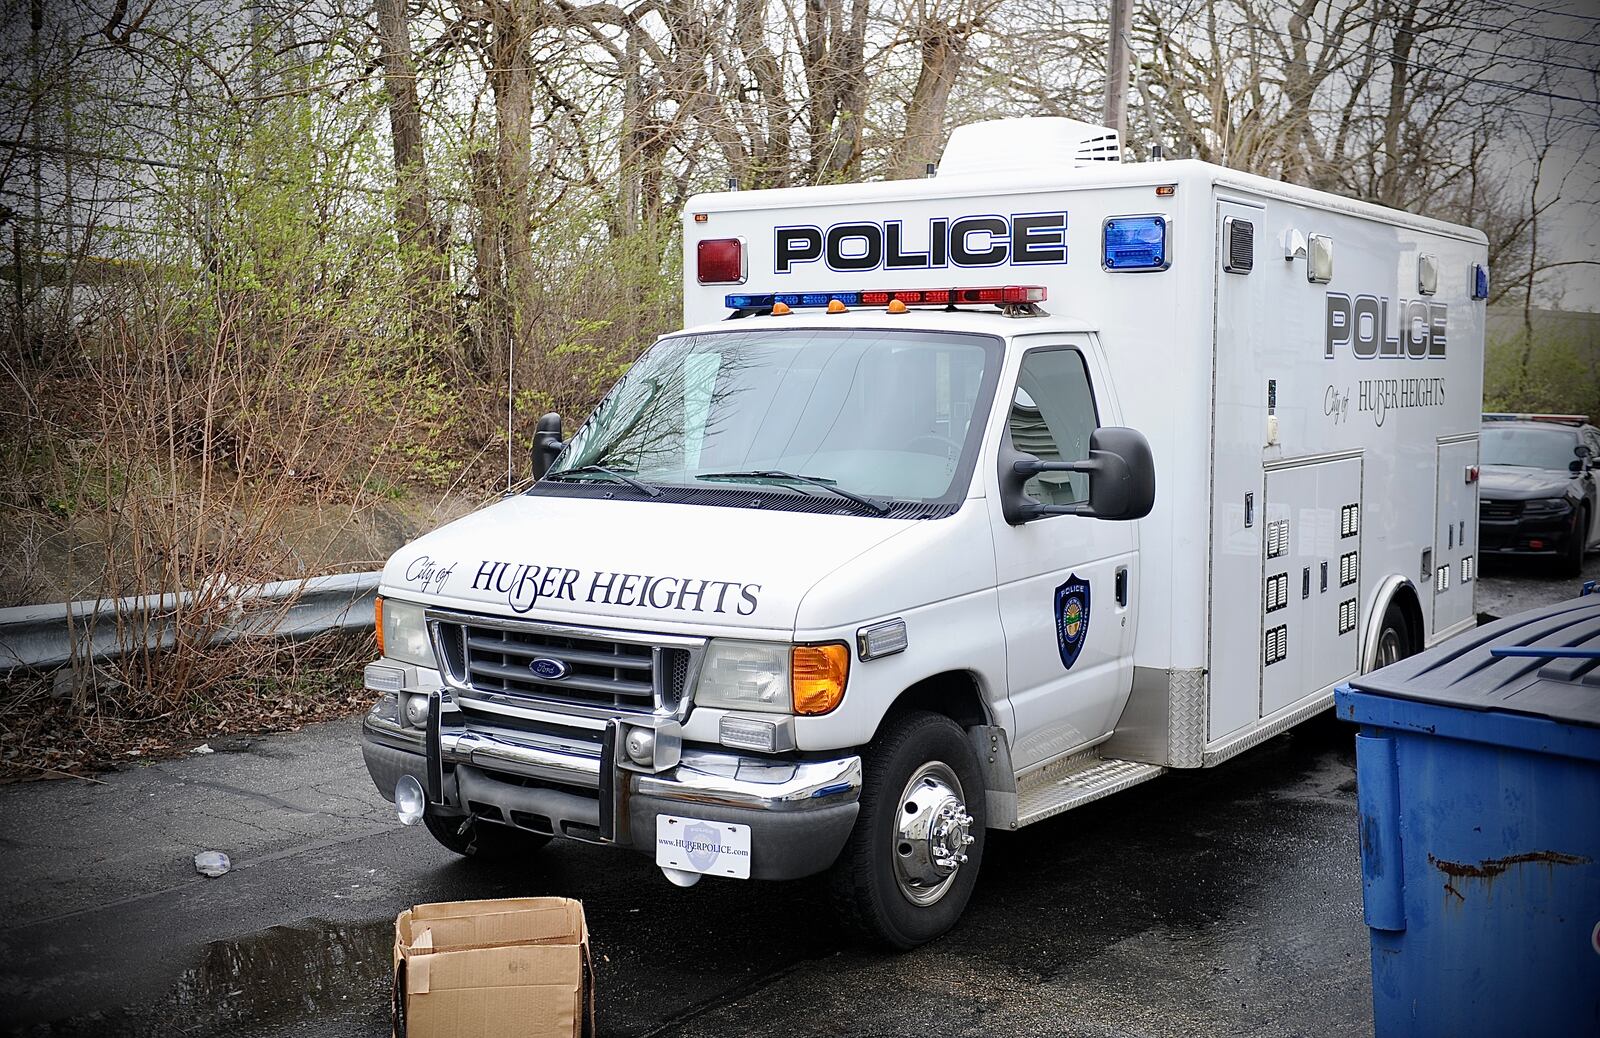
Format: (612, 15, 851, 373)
(1479, 504, 1579, 556)
(361, 695, 861, 880)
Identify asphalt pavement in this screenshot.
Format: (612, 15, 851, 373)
(1, 553, 1592, 1038)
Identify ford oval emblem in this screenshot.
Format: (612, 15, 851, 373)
(529, 657, 569, 680)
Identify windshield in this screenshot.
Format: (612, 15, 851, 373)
(547, 328, 1002, 508)
(1481, 426, 1580, 470)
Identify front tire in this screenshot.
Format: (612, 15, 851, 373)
(829, 711, 987, 950)
(423, 809, 551, 862)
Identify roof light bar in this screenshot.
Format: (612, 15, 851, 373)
(725, 285, 1046, 310)
(1483, 412, 1590, 426)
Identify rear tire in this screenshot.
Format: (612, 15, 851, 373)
(1372, 602, 1414, 671)
(828, 711, 986, 950)
(1560, 506, 1589, 577)
(423, 809, 551, 861)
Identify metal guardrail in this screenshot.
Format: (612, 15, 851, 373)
(0, 571, 381, 673)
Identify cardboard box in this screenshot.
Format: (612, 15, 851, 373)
(393, 897, 593, 1038)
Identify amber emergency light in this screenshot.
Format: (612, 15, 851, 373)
(792, 643, 850, 715)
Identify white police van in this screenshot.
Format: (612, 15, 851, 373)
(360, 118, 1488, 947)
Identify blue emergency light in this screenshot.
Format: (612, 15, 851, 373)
(1102, 215, 1169, 272)
(725, 291, 862, 309)
(1472, 263, 1490, 301)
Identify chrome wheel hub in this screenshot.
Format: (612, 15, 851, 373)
(892, 761, 974, 906)
(1377, 627, 1404, 668)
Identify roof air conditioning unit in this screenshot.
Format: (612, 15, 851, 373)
(936, 118, 1122, 178)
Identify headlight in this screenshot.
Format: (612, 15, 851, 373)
(376, 597, 437, 668)
(693, 639, 851, 715)
(1522, 497, 1572, 516)
(694, 640, 790, 713)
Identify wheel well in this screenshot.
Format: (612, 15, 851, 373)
(883, 671, 990, 732)
(1387, 582, 1425, 653)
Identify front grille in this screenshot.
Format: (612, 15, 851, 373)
(1480, 499, 1522, 522)
(433, 614, 696, 716)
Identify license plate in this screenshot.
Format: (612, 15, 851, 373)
(655, 815, 752, 879)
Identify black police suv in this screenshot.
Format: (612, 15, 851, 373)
(1478, 416, 1599, 575)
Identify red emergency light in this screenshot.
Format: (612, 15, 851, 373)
(859, 285, 1046, 306)
(697, 238, 746, 285)
(724, 285, 1047, 310)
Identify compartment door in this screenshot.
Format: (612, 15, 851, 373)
(1262, 456, 1363, 717)
(1434, 437, 1479, 633)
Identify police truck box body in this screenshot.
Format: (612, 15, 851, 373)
(361, 118, 1488, 947)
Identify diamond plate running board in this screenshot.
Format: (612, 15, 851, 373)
(1014, 752, 1166, 828)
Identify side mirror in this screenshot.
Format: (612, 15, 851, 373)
(531, 412, 564, 480)
(1573, 444, 1592, 474)
(999, 426, 1156, 525)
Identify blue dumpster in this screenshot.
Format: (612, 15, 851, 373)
(1335, 594, 1600, 1037)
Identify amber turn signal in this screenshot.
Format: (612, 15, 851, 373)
(792, 643, 850, 715)
(374, 595, 386, 655)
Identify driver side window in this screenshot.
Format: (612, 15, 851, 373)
(1009, 349, 1099, 506)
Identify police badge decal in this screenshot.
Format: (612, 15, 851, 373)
(683, 821, 723, 873)
(1054, 575, 1091, 670)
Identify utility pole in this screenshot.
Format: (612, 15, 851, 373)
(1102, 0, 1132, 138)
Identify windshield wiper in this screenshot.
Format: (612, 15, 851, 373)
(696, 470, 890, 515)
(547, 464, 661, 498)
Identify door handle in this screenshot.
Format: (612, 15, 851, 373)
(1115, 567, 1129, 607)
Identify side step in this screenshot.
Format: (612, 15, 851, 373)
(1014, 750, 1166, 828)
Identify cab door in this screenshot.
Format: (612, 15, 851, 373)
(987, 337, 1138, 771)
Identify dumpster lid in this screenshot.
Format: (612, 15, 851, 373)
(1347, 594, 1600, 728)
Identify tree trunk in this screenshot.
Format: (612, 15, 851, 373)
(486, 0, 537, 393)
(467, 146, 505, 384)
(804, 0, 868, 178)
(894, 24, 967, 180)
(735, 0, 791, 188)
(1376, 1, 1419, 207)
(375, 0, 448, 334)
(1516, 155, 1544, 396)
(614, 28, 643, 240)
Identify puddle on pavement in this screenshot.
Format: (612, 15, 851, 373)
(18, 918, 395, 1037)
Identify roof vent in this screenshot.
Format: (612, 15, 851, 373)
(937, 118, 1122, 178)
